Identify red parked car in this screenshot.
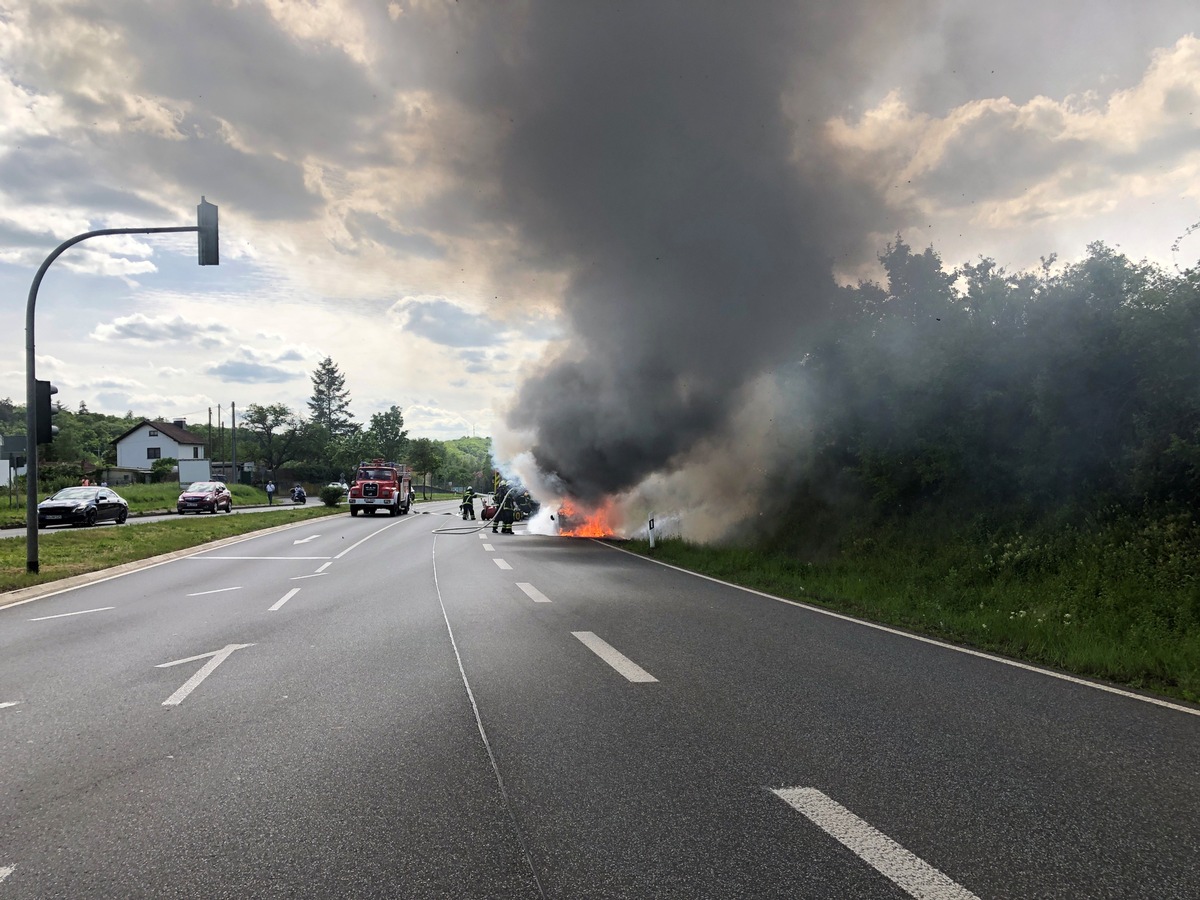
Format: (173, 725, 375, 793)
(177, 481, 233, 514)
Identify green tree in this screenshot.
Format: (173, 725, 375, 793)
(442, 436, 492, 488)
(0, 397, 17, 431)
(367, 405, 409, 462)
(242, 402, 302, 472)
(151, 457, 178, 483)
(407, 437, 446, 496)
(307, 357, 357, 437)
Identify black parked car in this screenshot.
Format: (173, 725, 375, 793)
(177, 481, 233, 514)
(38, 486, 129, 528)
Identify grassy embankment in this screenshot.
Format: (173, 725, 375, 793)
(0, 482, 282, 528)
(1, 483, 343, 593)
(0, 504, 344, 594)
(625, 507, 1200, 705)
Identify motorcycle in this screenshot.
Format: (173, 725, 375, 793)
(291, 486, 307, 504)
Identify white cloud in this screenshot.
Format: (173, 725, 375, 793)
(91, 313, 233, 348)
(825, 34, 1200, 256)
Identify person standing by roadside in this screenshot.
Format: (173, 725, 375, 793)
(266, 480, 276, 505)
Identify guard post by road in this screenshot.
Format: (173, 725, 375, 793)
(24, 198, 219, 574)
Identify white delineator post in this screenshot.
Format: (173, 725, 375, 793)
(648, 515, 656, 549)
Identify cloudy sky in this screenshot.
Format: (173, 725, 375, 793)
(1, 0, 1197, 469)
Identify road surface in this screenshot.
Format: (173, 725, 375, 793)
(0, 500, 1196, 897)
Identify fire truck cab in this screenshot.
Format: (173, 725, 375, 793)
(348, 459, 414, 517)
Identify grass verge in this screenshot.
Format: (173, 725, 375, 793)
(622, 509, 1200, 705)
(0, 483, 276, 528)
(0, 506, 343, 594)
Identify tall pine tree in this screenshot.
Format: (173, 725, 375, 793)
(307, 356, 357, 437)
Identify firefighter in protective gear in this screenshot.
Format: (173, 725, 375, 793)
(492, 487, 517, 534)
(460, 487, 476, 520)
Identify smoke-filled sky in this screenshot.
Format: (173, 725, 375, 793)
(1, 1, 1197, 484)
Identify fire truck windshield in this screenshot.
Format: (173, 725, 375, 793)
(358, 468, 391, 481)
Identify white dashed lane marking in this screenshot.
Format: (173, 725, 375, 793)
(516, 583, 551, 603)
(269, 588, 301, 611)
(29, 607, 114, 621)
(493, 559, 513, 570)
(773, 788, 980, 900)
(571, 631, 658, 683)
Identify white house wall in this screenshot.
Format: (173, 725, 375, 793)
(115, 425, 204, 468)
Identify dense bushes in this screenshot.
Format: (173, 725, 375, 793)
(796, 239, 1200, 519)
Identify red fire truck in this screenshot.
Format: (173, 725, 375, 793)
(348, 459, 414, 517)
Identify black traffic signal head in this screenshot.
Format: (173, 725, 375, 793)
(197, 196, 219, 266)
(35, 380, 59, 444)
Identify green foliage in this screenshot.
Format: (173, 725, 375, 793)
(0, 396, 20, 432)
(793, 238, 1200, 518)
(242, 402, 301, 471)
(318, 485, 344, 506)
(442, 436, 492, 488)
(150, 457, 177, 483)
(367, 405, 409, 462)
(307, 356, 356, 438)
(407, 437, 445, 480)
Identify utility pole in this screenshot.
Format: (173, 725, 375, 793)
(231, 401, 237, 485)
(217, 404, 223, 481)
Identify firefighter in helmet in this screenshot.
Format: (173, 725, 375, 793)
(460, 486, 477, 520)
(492, 484, 517, 534)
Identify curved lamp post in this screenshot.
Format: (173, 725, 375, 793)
(24, 198, 219, 573)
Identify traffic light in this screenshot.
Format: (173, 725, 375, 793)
(35, 380, 59, 444)
(197, 196, 219, 266)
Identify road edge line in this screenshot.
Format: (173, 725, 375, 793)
(596, 540, 1200, 718)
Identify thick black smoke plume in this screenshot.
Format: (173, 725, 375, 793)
(455, 3, 928, 501)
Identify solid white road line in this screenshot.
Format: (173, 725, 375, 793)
(186, 586, 242, 597)
(0, 701, 21, 709)
(483, 543, 495, 552)
(601, 543, 1200, 718)
(516, 583, 552, 603)
(316, 562, 332, 572)
(493, 558, 513, 570)
(269, 588, 301, 611)
(773, 788, 980, 900)
(333, 518, 409, 559)
(0, 865, 12, 884)
(29, 606, 114, 621)
(156, 643, 254, 707)
(189, 555, 331, 560)
(571, 631, 658, 683)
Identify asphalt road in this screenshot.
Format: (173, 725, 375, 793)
(0, 501, 1197, 898)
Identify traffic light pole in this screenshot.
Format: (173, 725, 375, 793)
(25, 220, 210, 574)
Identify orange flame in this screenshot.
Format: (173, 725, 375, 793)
(557, 498, 616, 538)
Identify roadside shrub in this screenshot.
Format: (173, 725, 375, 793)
(318, 485, 344, 507)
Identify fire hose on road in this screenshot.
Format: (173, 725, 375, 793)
(431, 488, 521, 535)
